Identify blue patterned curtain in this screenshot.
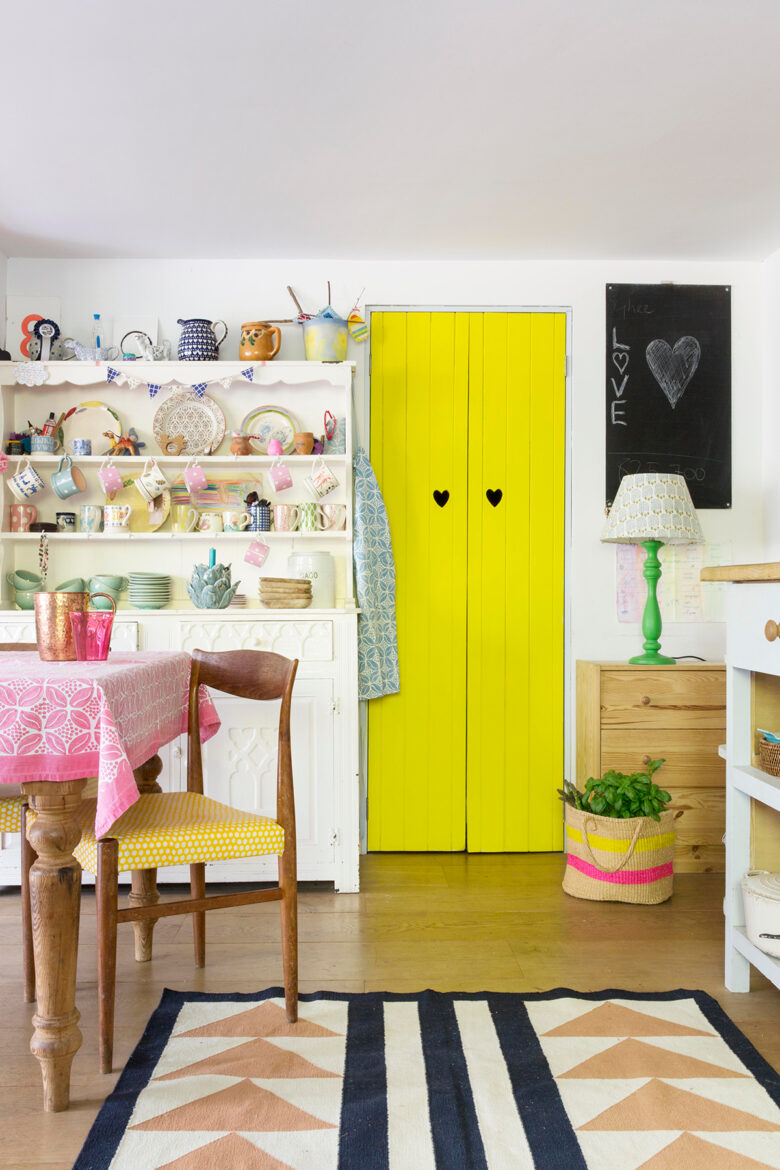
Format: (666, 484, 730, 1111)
(353, 448, 400, 700)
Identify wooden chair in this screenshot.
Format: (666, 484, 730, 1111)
(0, 643, 40, 1002)
(68, 648, 299, 1072)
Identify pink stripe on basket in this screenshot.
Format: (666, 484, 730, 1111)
(566, 853, 673, 885)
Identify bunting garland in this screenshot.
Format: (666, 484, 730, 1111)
(104, 366, 257, 399)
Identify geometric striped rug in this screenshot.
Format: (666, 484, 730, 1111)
(73, 988, 780, 1169)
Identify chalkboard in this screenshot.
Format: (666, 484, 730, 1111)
(605, 283, 731, 509)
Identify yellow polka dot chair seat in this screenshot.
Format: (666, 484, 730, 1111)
(72, 793, 285, 874)
(0, 795, 24, 833)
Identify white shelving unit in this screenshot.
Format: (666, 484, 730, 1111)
(716, 574, 780, 991)
(0, 360, 360, 892)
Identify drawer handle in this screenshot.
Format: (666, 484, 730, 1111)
(642, 754, 651, 765)
(766, 620, 779, 643)
(640, 695, 651, 706)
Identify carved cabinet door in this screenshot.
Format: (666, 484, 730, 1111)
(194, 677, 336, 877)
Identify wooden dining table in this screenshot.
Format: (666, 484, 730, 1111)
(0, 649, 220, 1112)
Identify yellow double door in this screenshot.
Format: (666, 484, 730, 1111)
(368, 311, 567, 852)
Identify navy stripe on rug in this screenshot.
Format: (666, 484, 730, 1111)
(420, 990, 488, 1170)
(489, 994, 587, 1170)
(339, 991, 389, 1170)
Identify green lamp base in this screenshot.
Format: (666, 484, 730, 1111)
(630, 539, 676, 666)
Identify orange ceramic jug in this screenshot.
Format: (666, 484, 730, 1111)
(239, 321, 281, 361)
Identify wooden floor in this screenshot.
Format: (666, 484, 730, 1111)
(2, 852, 780, 1168)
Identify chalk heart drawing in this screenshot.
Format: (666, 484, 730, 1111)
(645, 336, 701, 409)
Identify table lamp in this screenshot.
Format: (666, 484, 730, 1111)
(601, 472, 703, 664)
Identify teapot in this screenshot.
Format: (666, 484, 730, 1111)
(177, 318, 228, 361)
(239, 321, 281, 362)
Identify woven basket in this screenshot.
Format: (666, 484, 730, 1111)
(758, 739, 780, 777)
(562, 804, 678, 905)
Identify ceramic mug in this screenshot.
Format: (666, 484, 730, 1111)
(98, 459, 124, 494)
(135, 457, 169, 503)
(31, 434, 56, 454)
(268, 458, 294, 492)
(51, 455, 87, 500)
(318, 503, 346, 530)
(183, 460, 208, 494)
(304, 457, 339, 500)
(103, 504, 132, 531)
(10, 503, 37, 532)
(273, 504, 299, 532)
(248, 503, 271, 531)
(9, 458, 45, 501)
(172, 505, 199, 533)
(56, 511, 76, 532)
(223, 510, 251, 531)
(298, 501, 318, 532)
(72, 438, 92, 456)
(293, 431, 315, 456)
(197, 513, 223, 533)
(79, 503, 103, 533)
(244, 539, 270, 567)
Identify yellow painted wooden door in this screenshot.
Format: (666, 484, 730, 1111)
(368, 311, 566, 852)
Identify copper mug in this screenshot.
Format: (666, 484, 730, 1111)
(34, 590, 114, 661)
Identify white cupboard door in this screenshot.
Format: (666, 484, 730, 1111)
(198, 678, 335, 875)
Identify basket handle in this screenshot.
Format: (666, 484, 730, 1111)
(581, 816, 643, 874)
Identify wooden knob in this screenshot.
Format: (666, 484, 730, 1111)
(641, 695, 651, 706)
(642, 754, 651, 765)
(766, 620, 779, 643)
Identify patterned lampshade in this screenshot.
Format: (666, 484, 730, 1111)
(601, 473, 704, 545)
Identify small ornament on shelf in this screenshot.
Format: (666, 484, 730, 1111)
(104, 430, 143, 456)
(157, 432, 187, 456)
(230, 432, 259, 456)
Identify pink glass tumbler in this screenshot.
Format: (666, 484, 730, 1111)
(69, 593, 116, 661)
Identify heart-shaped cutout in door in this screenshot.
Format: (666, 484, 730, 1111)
(433, 490, 450, 508)
(486, 489, 503, 507)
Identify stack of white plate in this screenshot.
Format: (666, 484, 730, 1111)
(229, 593, 247, 607)
(128, 572, 172, 610)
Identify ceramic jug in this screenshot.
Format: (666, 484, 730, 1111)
(239, 321, 281, 361)
(176, 318, 228, 361)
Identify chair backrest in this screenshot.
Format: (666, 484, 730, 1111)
(0, 643, 37, 651)
(188, 650, 298, 830)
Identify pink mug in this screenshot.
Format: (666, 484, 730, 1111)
(244, 540, 270, 567)
(98, 459, 124, 494)
(183, 459, 208, 493)
(10, 503, 37, 532)
(273, 504, 299, 532)
(268, 458, 293, 492)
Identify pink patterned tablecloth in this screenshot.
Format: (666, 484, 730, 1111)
(0, 651, 220, 838)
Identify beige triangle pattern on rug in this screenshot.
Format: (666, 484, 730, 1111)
(130, 1079, 337, 1133)
(178, 1002, 341, 1040)
(579, 1078, 780, 1133)
(156, 1131, 295, 1170)
(559, 1037, 750, 1080)
(155, 1037, 340, 1082)
(633, 1130, 779, 1169)
(544, 1001, 712, 1038)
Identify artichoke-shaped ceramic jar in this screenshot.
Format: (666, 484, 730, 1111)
(186, 562, 240, 609)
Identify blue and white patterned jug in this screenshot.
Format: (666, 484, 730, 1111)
(176, 318, 228, 361)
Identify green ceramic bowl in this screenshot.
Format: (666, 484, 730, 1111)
(54, 578, 86, 593)
(15, 592, 36, 610)
(6, 569, 42, 591)
(89, 585, 119, 611)
(90, 575, 128, 592)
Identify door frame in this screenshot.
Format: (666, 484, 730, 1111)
(360, 305, 574, 851)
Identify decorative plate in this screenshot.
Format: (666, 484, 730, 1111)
(240, 405, 299, 454)
(61, 401, 121, 457)
(104, 481, 171, 532)
(153, 391, 226, 457)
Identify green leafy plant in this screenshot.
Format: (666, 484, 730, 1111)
(558, 759, 671, 822)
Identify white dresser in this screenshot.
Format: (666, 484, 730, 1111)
(0, 360, 360, 891)
(702, 562, 780, 991)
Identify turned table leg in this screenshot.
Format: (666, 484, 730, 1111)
(21, 778, 86, 1113)
(129, 755, 163, 962)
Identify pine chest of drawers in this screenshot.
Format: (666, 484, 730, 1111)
(576, 661, 726, 872)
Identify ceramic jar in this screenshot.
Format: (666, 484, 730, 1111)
(177, 318, 228, 361)
(239, 321, 281, 361)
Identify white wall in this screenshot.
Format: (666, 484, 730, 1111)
(7, 257, 765, 775)
(0, 251, 7, 349)
(763, 245, 780, 559)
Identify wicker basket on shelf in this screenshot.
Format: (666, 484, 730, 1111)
(758, 738, 780, 777)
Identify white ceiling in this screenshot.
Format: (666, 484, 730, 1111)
(4, 0, 780, 261)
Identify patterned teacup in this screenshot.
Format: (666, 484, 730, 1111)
(79, 504, 103, 533)
(103, 504, 132, 531)
(298, 501, 318, 532)
(8, 458, 45, 501)
(172, 505, 199, 533)
(272, 504, 299, 532)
